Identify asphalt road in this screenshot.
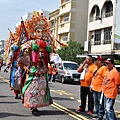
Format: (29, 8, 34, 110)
(0, 67, 120, 120)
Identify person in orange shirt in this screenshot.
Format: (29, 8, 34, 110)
(91, 56, 107, 120)
(48, 63, 53, 82)
(52, 64, 57, 82)
(76, 55, 96, 114)
(103, 58, 120, 120)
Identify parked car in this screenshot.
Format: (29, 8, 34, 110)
(56, 61, 80, 84)
(115, 65, 120, 72)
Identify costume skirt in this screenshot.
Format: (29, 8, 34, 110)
(24, 76, 52, 108)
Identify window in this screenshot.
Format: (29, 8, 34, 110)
(51, 30, 53, 34)
(94, 30, 101, 45)
(64, 15, 69, 22)
(63, 34, 68, 41)
(60, 24, 64, 28)
(96, 7, 100, 20)
(63, 63, 79, 70)
(104, 28, 112, 40)
(62, 4, 66, 9)
(106, 1, 113, 13)
(105, 1, 113, 17)
(51, 21, 54, 28)
(103, 27, 112, 44)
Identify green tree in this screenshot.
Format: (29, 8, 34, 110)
(114, 59, 120, 65)
(57, 40, 84, 64)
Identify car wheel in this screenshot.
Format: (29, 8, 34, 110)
(61, 76, 65, 84)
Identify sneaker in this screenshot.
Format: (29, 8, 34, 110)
(15, 94, 18, 99)
(15, 94, 21, 99)
(76, 107, 85, 112)
(87, 110, 93, 115)
(92, 115, 103, 120)
(98, 117, 103, 120)
(32, 108, 39, 116)
(92, 115, 99, 120)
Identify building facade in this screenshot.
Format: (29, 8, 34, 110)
(0, 40, 5, 53)
(49, 0, 89, 49)
(86, 0, 120, 55)
(49, 9, 59, 48)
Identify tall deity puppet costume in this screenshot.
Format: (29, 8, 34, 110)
(5, 42, 20, 98)
(21, 23, 53, 115)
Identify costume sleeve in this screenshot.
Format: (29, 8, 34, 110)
(21, 40, 32, 51)
(6, 51, 14, 65)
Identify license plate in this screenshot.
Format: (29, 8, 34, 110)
(74, 78, 79, 81)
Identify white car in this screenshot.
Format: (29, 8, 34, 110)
(115, 65, 120, 72)
(56, 61, 80, 84)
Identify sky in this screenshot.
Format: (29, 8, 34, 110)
(0, 0, 59, 40)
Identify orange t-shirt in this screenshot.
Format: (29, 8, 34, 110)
(80, 63, 96, 87)
(102, 67, 120, 99)
(92, 65, 107, 92)
(48, 65, 53, 74)
(52, 68, 57, 75)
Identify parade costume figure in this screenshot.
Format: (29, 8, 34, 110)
(4, 11, 65, 115)
(16, 46, 30, 98)
(5, 43, 20, 99)
(21, 24, 53, 115)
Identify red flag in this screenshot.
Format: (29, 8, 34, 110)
(18, 21, 29, 45)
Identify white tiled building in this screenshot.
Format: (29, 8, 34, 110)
(86, 0, 120, 55)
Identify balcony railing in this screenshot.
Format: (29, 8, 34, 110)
(94, 41, 101, 45)
(103, 39, 111, 44)
(102, 11, 113, 18)
(89, 16, 101, 22)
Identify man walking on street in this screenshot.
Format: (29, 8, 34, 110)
(76, 55, 96, 114)
(103, 58, 120, 120)
(91, 56, 107, 120)
(48, 63, 53, 82)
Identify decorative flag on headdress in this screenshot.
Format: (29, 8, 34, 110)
(49, 33, 67, 47)
(18, 20, 29, 45)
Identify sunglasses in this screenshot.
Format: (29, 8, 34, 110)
(105, 63, 111, 65)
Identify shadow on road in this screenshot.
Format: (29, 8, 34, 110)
(0, 82, 8, 84)
(31, 109, 69, 116)
(0, 95, 13, 98)
(0, 101, 18, 104)
(65, 108, 92, 119)
(52, 96, 75, 101)
(0, 112, 29, 118)
(55, 81, 80, 85)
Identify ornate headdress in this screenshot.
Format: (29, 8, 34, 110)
(34, 22, 45, 31)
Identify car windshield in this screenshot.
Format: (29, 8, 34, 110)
(63, 63, 79, 70)
(115, 67, 120, 72)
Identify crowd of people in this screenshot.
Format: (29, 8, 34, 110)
(48, 63, 58, 82)
(76, 55, 120, 120)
